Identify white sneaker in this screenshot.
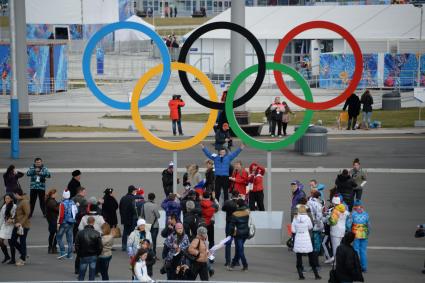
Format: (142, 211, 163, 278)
(324, 257, 334, 264)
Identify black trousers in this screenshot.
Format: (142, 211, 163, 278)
(347, 114, 358, 130)
(30, 189, 46, 217)
(271, 120, 282, 136)
(215, 176, 229, 201)
(206, 223, 215, 249)
(353, 188, 363, 200)
(191, 261, 209, 281)
(249, 191, 265, 211)
(282, 122, 288, 135)
(296, 252, 318, 269)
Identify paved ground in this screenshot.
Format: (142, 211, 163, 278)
(0, 136, 424, 282)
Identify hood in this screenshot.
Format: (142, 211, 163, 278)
(249, 163, 265, 175)
(337, 174, 351, 182)
(294, 214, 310, 224)
(353, 206, 364, 213)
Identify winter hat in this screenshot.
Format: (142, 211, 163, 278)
(332, 196, 341, 205)
(353, 200, 363, 207)
(72, 170, 81, 177)
(137, 219, 146, 226)
(168, 162, 174, 168)
(175, 223, 183, 230)
(63, 190, 70, 199)
(186, 200, 195, 212)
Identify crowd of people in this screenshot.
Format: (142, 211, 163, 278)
(1, 148, 417, 282)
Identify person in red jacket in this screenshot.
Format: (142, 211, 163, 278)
(229, 161, 249, 197)
(200, 191, 218, 249)
(168, 95, 185, 136)
(248, 162, 265, 211)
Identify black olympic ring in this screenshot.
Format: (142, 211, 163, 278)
(178, 21, 266, 110)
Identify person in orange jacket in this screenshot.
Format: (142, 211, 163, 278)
(168, 95, 185, 136)
(248, 163, 265, 211)
(229, 161, 249, 197)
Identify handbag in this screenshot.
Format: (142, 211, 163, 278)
(247, 215, 256, 239)
(328, 259, 338, 283)
(111, 227, 122, 238)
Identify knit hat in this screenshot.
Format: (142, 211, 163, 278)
(72, 170, 81, 177)
(332, 196, 341, 205)
(175, 223, 183, 230)
(63, 190, 70, 199)
(137, 219, 146, 226)
(353, 200, 363, 207)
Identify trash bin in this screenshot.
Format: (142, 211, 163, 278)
(294, 126, 303, 152)
(301, 126, 328, 156)
(382, 91, 401, 110)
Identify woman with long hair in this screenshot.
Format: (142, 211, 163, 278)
(132, 248, 153, 282)
(102, 188, 118, 228)
(0, 193, 17, 263)
(188, 164, 202, 188)
(45, 189, 59, 254)
(3, 165, 24, 194)
(98, 223, 114, 280)
(164, 223, 190, 280)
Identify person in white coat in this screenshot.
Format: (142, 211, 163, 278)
(291, 205, 321, 280)
(132, 248, 153, 282)
(127, 218, 152, 257)
(0, 193, 17, 263)
(326, 196, 350, 264)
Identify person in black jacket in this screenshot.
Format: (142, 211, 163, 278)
(162, 162, 179, 197)
(222, 191, 239, 267)
(119, 185, 138, 252)
(360, 90, 374, 129)
(75, 216, 103, 281)
(343, 93, 361, 130)
(335, 169, 357, 211)
(335, 232, 364, 283)
(183, 200, 199, 241)
(204, 160, 215, 193)
(181, 190, 201, 218)
(214, 123, 232, 151)
(161, 214, 178, 260)
(67, 170, 81, 199)
(228, 198, 250, 271)
(3, 165, 24, 194)
(102, 188, 118, 228)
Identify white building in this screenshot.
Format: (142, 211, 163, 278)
(184, 5, 425, 82)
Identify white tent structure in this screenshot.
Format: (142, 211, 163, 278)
(184, 5, 425, 77)
(114, 15, 155, 42)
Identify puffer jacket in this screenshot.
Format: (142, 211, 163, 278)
(291, 214, 313, 253)
(200, 199, 218, 226)
(329, 204, 350, 238)
(127, 225, 152, 256)
(75, 225, 103, 258)
(161, 198, 181, 221)
(248, 163, 265, 192)
(335, 174, 357, 208)
(343, 94, 361, 116)
(291, 181, 306, 210)
(202, 147, 242, 177)
(228, 206, 250, 239)
(347, 205, 369, 239)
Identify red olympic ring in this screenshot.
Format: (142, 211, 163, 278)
(273, 21, 363, 110)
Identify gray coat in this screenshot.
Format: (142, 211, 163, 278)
(350, 168, 367, 189)
(142, 201, 160, 229)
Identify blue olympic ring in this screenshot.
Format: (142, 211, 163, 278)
(82, 21, 171, 110)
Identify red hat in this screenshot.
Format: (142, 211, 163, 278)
(136, 188, 145, 196)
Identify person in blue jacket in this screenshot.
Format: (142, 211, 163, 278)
(201, 143, 245, 202)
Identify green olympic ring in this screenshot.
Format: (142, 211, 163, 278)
(225, 62, 314, 151)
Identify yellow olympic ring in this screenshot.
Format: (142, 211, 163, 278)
(130, 62, 219, 151)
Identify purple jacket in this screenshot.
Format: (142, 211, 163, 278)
(291, 181, 306, 209)
(161, 198, 181, 221)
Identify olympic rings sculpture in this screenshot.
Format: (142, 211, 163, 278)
(82, 20, 363, 151)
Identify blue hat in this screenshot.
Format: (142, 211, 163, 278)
(353, 200, 363, 207)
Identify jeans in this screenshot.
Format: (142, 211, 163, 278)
(232, 238, 247, 268)
(98, 256, 112, 280)
(353, 238, 368, 271)
(150, 227, 159, 256)
(362, 111, 372, 127)
(215, 176, 229, 202)
(122, 223, 133, 251)
(57, 223, 74, 257)
(48, 220, 57, 249)
(172, 119, 183, 135)
(30, 189, 46, 217)
(225, 234, 238, 265)
(79, 255, 97, 281)
(10, 227, 29, 261)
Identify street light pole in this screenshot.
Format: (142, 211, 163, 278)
(414, 3, 423, 87)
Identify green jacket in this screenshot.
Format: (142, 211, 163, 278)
(27, 165, 51, 190)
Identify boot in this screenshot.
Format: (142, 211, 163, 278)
(297, 267, 305, 280)
(52, 246, 58, 254)
(312, 267, 321, 280)
(48, 247, 52, 254)
(1, 245, 10, 263)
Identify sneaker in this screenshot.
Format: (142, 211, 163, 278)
(324, 257, 334, 264)
(227, 266, 234, 271)
(15, 260, 25, 266)
(57, 252, 67, 260)
(242, 266, 248, 272)
(224, 262, 230, 267)
(278, 135, 282, 138)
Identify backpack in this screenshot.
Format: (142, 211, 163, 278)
(63, 200, 77, 224)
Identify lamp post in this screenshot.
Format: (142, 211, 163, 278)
(414, 2, 423, 87)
